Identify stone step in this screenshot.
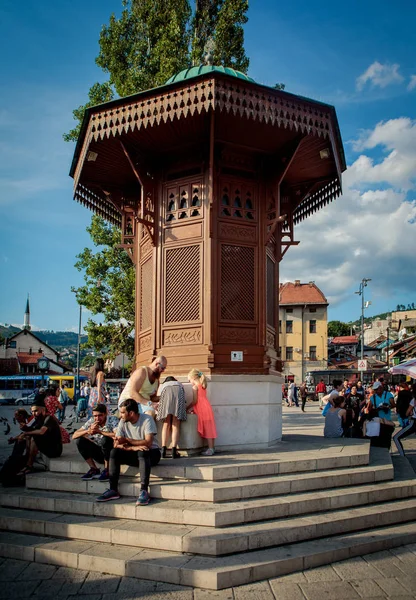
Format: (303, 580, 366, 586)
(48, 440, 369, 482)
(2, 475, 414, 527)
(0, 522, 415, 589)
(25, 452, 392, 503)
(0, 496, 415, 555)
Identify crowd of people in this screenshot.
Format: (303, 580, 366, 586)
(0, 356, 218, 507)
(284, 376, 416, 454)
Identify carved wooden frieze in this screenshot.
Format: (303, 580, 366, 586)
(218, 222, 256, 243)
(139, 333, 152, 352)
(163, 328, 202, 346)
(218, 327, 257, 344)
(164, 222, 202, 243)
(266, 331, 275, 348)
(140, 234, 153, 260)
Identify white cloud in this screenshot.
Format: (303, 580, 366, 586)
(345, 118, 416, 190)
(408, 75, 416, 91)
(356, 61, 404, 91)
(281, 117, 416, 309)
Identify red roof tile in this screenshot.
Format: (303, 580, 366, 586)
(279, 281, 327, 305)
(331, 336, 359, 345)
(17, 352, 43, 365)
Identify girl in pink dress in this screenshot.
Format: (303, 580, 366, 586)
(187, 369, 217, 456)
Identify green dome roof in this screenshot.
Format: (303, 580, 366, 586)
(166, 65, 255, 85)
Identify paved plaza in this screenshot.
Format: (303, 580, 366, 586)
(1, 403, 416, 599)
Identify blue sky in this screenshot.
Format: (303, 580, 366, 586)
(0, 0, 415, 332)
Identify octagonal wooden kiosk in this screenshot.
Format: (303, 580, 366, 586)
(70, 65, 346, 449)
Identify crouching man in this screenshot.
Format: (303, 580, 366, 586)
(72, 403, 119, 482)
(18, 395, 63, 475)
(96, 398, 161, 505)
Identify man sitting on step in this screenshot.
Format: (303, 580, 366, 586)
(72, 403, 119, 482)
(17, 395, 63, 475)
(96, 398, 161, 505)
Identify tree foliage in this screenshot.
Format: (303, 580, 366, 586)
(63, 82, 114, 143)
(97, 0, 192, 97)
(328, 321, 351, 338)
(73, 216, 135, 358)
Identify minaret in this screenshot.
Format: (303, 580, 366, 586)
(23, 294, 31, 331)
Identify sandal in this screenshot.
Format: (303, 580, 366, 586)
(17, 466, 35, 476)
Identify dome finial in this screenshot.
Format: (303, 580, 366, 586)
(203, 37, 215, 66)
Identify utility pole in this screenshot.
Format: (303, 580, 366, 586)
(355, 278, 371, 360)
(76, 303, 82, 400)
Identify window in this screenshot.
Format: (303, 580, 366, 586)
(309, 320, 316, 334)
(279, 320, 282, 334)
(309, 346, 317, 360)
(278, 347, 281, 357)
(9, 341, 16, 348)
(286, 308, 293, 313)
(309, 308, 316, 313)
(286, 347, 293, 361)
(286, 320, 293, 333)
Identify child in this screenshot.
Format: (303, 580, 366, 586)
(187, 369, 217, 456)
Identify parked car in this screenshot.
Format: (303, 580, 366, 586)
(15, 392, 36, 406)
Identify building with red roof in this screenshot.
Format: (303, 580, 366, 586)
(279, 280, 328, 382)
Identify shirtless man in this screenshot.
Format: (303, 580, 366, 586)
(118, 356, 167, 417)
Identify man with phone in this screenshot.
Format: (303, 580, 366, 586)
(73, 403, 119, 482)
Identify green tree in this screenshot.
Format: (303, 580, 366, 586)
(213, 0, 249, 72)
(328, 321, 351, 338)
(96, 0, 192, 97)
(73, 216, 135, 358)
(63, 82, 114, 143)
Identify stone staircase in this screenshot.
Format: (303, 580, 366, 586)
(0, 439, 416, 589)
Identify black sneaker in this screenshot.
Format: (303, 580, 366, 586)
(81, 467, 100, 480)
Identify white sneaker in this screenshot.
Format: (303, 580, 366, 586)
(201, 448, 215, 456)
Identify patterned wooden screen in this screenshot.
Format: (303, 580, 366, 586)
(266, 255, 275, 328)
(220, 182, 256, 221)
(165, 245, 201, 323)
(140, 258, 153, 331)
(220, 245, 255, 321)
(165, 181, 202, 223)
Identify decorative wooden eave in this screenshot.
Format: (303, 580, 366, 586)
(71, 71, 346, 226)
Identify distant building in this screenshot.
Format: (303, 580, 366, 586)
(279, 280, 328, 382)
(0, 299, 68, 375)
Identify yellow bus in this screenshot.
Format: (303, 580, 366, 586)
(49, 375, 88, 400)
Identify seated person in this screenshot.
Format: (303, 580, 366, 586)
(18, 394, 63, 474)
(362, 407, 395, 449)
(72, 403, 119, 482)
(8, 409, 36, 457)
(96, 398, 161, 505)
(324, 396, 346, 438)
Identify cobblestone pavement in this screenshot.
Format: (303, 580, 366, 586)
(1, 547, 416, 599)
(1, 403, 416, 599)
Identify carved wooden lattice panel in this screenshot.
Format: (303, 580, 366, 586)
(266, 255, 275, 328)
(165, 181, 202, 223)
(221, 245, 255, 321)
(165, 245, 200, 323)
(220, 181, 256, 221)
(140, 258, 153, 331)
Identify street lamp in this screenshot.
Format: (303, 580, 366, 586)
(355, 278, 372, 360)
